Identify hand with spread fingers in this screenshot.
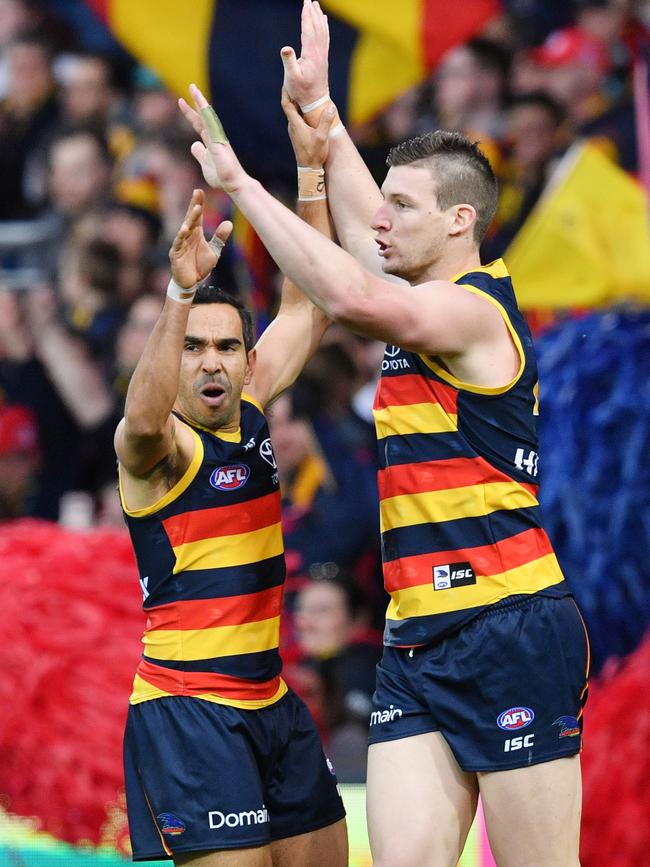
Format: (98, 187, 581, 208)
(281, 87, 335, 168)
(178, 84, 247, 194)
(280, 0, 330, 110)
(168, 188, 232, 289)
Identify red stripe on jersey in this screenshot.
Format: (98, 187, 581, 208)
(374, 373, 458, 413)
(383, 527, 555, 592)
(145, 585, 284, 631)
(137, 659, 282, 700)
(163, 491, 281, 547)
(378, 456, 539, 500)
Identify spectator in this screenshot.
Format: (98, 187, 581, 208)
(0, 30, 59, 218)
(293, 571, 382, 781)
(483, 91, 568, 259)
(269, 386, 378, 579)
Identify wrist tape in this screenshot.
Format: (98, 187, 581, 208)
(297, 166, 326, 202)
(300, 92, 330, 114)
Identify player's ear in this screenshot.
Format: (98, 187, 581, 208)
(449, 203, 476, 237)
(244, 347, 257, 385)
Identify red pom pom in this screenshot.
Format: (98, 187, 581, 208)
(581, 634, 650, 866)
(0, 520, 143, 852)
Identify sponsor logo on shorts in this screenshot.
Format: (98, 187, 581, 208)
(497, 707, 535, 730)
(210, 464, 250, 491)
(503, 733, 535, 753)
(370, 704, 403, 726)
(157, 813, 186, 836)
(553, 715, 581, 737)
(208, 804, 269, 829)
(432, 562, 476, 590)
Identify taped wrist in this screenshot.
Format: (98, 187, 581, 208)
(297, 166, 326, 202)
(167, 278, 199, 304)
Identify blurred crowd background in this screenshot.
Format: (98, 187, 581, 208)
(0, 1, 649, 865)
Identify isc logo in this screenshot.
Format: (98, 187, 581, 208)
(504, 733, 535, 753)
(210, 464, 250, 491)
(497, 706, 535, 730)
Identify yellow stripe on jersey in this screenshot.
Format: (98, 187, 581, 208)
(172, 523, 284, 572)
(380, 481, 539, 533)
(129, 673, 288, 709)
(374, 402, 457, 440)
(386, 552, 565, 620)
(143, 615, 281, 661)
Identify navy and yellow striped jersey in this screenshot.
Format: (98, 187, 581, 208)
(373, 259, 570, 647)
(119, 394, 287, 709)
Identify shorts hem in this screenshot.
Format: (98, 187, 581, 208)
(269, 807, 347, 843)
(461, 745, 582, 774)
(368, 724, 439, 746)
(131, 839, 268, 861)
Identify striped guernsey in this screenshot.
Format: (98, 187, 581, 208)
(374, 259, 569, 646)
(120, 394, 287, 709)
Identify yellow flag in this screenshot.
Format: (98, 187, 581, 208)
(504, 143, 650, 308)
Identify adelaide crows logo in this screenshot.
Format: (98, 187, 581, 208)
(157, 813, 186, 836)
(553, 716, 581, 738)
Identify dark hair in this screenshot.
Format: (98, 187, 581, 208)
(47, 124, 112, 165)
(507, 90, 566, 127)
(306, 564, 369, 622)
(192, 284, 254, 353)
(387, 130, 498, 242)
(465, 37, 512, 81)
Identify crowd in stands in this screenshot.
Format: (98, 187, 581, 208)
(0, 0, 648, 779)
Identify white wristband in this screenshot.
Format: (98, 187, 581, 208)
(300, 92, 330, 114)
(328, 122, 345, 139)
(167, 277, 198, 304)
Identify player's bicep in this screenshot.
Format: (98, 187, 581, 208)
(343, 278, 503, 355)
(114, 414, 187, 479)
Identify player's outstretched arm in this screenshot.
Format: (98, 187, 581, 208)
(179, 85, 504, 359)
(115, 190, 232, 479)
(281, 0, 386, 275)
(248, 90, 335, 408)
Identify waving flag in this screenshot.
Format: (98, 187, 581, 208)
(505, 143, 650, 308)
(85, 0, 500, 182)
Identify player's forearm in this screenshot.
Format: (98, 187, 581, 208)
(277, 197, 334, 315)
(303, 103, 382, 258)
(123, 299, 188, 436)
(232, 178, 372, 326)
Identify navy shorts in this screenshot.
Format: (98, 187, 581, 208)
(123, 689, 346, 860)
(369, 594, 590, 772)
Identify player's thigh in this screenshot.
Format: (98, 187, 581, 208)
(479, 754, 582, 867)
(367, 731, 479, 867)
(270, 818, 348, 867)
(174, 845, 272, 866)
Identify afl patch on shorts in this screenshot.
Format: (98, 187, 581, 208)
(123, 689, 345, 860)
(369, 594, 590, 772)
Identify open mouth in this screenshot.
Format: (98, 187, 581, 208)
(375, 239, 391, 257)
(199, 383, 226, 407)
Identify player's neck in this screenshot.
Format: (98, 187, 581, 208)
(415, 248, 483, 285)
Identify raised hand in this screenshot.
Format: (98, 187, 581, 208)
(281, 88, 335, 167)
(178, 84, 247, 194)
(168, 189, 232, 288)
(281, 0, 330, 109)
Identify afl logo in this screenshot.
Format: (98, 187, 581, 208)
(385, 345, 401, 357)
(210, 464, 250, 491)
(497, 707, 535, 730)
(259, 437, 277, 468)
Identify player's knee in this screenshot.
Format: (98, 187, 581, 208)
(372, 844, 457, 867)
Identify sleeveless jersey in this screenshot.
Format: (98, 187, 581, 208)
(373, 259, 569, 647)
(120, 394, 287, 709)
